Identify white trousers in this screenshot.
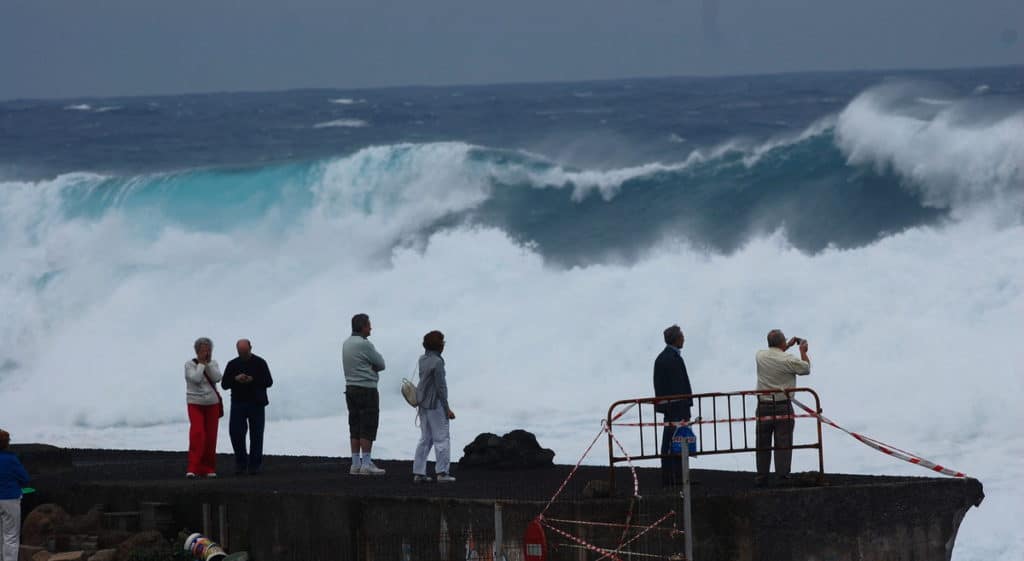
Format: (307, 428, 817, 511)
(0, 498, 20, 561)
(413, 407, 451, 476)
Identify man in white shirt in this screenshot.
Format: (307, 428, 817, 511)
(754, 329, 810, 486)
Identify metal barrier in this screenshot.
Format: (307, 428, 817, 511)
(606, 387, 825, 492)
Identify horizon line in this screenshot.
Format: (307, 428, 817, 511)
(2, 62, 1021, 105)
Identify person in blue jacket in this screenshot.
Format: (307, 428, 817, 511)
(0, 429, 30, 561)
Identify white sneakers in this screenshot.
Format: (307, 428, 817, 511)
(349, 463, 362, 475)
(358, 461, 386, 476)
(414, 473, 456, 483)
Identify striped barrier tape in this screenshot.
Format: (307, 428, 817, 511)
(539, 424, 607, 516)
(610, 402, 638, 422)
(788, 396, 969, 478)
(542, 510, 678, 561)
(591, 510, 678, 561)
(541, 519, 624, 561)
(542, 516, 678, 532)
(613, 413, 815, 428)
(606, 425, 641, 498)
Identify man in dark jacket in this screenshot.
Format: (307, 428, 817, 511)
(222, 339, 274, 475)
(653, 324, 693, 485)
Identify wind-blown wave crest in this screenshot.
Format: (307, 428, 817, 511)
(835, 83, 1024, 218)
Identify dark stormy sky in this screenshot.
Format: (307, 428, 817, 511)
(1, 0, 1021, 100)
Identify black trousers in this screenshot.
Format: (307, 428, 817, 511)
(755, 401, 795, 477)
(229, 401, 266, 471)
(660, 415, 684, 485)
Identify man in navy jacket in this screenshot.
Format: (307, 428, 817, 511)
(653, 325, 693, 485)
(222, 339, 274, 475)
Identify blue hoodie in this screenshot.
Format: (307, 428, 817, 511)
(0, 450, 30, 499)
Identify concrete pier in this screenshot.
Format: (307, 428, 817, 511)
(15, 446, 983, 561)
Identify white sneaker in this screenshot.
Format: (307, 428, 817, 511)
(436, 473, 456, 483)
(360, 462, 386, 476)
(413, 474, 431, 484)
(206, 473, 218, 479)
(349, 463, 362, 475)
(185, 472, 197, 479)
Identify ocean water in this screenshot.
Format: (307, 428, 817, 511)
(1, 67, 1022, 559)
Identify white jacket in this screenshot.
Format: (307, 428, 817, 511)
(184, 359, 223, 406)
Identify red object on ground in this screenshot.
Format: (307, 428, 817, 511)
(187, 403, 220, 475)
(524, 518, 547, 561)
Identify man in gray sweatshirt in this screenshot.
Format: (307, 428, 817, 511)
(343, 313, 387, 475)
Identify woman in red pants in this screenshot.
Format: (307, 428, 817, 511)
(184, 337, 223, 478)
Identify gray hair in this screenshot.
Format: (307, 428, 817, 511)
(767, 329, 786, 349)
(193, 337, 214, 352)
(663, 325, 683, 346)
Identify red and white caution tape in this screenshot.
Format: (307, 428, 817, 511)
(542, 516, 676, 532)
(542, 510, 679, 561)
(539, 424, 607, 516)
(614, 413, 814, 428)
(605, 425, 641, 498)
(789, 396, 969, 478)
(541, 519, 624, 561)
(609, 402, 638, 422)
(592, 510, 678, 561)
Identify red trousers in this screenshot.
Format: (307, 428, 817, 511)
(187, 403, 220, 475)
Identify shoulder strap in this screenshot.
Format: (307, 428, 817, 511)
(202, 369, 223, 403)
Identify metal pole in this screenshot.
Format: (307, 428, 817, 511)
(201, 503, 212, 538)
(681, 442, 694, 561)
(218, 504, 228, 550)
(608, 408, 617, 495)
(494, 502, 504, 561)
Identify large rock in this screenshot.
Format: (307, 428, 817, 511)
(459, 430, 555, 469)
(21, 504, 70, 547)
(114, 531, 165, 561)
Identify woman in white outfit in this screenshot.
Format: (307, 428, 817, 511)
(184, 337, 223, 479)
(413, 331, 456, 483)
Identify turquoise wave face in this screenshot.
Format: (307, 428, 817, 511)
(59, 162, 320, 234)
(17, 132, 948, 265)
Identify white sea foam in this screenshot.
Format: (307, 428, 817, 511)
(329, 98, 364, 105)
(62, 104, 121, 113)
(313, 118, 369, 129)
